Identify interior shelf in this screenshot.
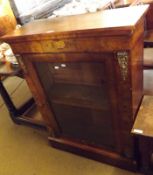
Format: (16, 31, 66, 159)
(49, 83, 109, 110)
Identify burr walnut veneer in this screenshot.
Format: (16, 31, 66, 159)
(0, 6, 149, 170)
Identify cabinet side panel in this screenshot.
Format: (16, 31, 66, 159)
(130, 18, 144, 119)
(131, 36, 143, 119)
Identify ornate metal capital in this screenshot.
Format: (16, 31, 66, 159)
(117, 51, 128, 81)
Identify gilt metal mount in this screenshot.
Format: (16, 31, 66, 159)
(117, 51, 128, 81)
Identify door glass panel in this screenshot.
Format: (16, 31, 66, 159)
(35, 61, 115, 150)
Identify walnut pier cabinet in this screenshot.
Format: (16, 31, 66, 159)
(1, 5, 149, 170)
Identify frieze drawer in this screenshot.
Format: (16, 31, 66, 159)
(10, 37, 130, 54)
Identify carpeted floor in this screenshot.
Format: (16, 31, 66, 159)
(0, 76, 141, 175)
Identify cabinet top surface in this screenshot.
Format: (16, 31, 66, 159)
(1, 5, 149, 41)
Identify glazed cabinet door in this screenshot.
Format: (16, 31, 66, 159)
(31, 53, 119, 151)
